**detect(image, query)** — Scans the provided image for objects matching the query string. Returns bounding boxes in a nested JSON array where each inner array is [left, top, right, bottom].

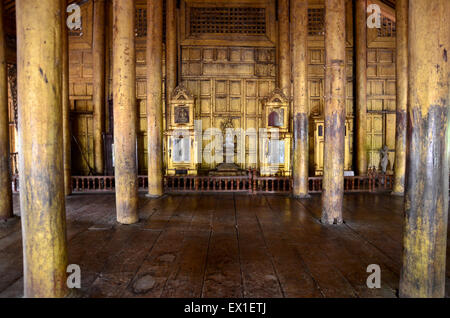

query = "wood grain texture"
[[16, 0, 68, 298], [1, 193, 449, 298]]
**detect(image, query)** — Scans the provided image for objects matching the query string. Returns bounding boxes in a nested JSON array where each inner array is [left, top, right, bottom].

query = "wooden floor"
[[0, 193, 449, 298]]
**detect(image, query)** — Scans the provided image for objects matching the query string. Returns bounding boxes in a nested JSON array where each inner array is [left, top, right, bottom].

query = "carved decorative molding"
[[265, 88, 288, 105], [171, 85, 195, 101]]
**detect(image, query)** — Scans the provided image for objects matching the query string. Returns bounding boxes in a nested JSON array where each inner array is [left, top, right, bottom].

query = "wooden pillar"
[[16, 0, 69, 297], [113, 0, 139, 224], [166, 0, 177, 119], [147, 0, 164, 197], [0, 0, 13, 220], [93, 0, 106, 175], [399, 0, 449, 298], [278, 0, 291, 96], [62, 0, 72, 196], [104, 0, 112, 133], [291, 0, 309, 198], [392, 0, 408, 195], [321, 0, 346, 225], [355, 0, 367, 175]]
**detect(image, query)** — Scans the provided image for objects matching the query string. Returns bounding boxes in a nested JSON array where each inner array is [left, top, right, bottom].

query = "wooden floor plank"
[[0, 193, 449, 298], [234, 195, 283, 298], [188, 195, 215, 232], [202, 194, 242, 298], [161, 230, 211, 298], [143, 195, 186, 230], [296, 195, 398, 297], [262, 196, 357, 298], [120, 229, 185, 298], [87, 225, 162, 297], [0, 250, 23, 294], [121, 195, 196, 298], [0, 217, 21, 241], [161, 194, 213, 298], [98, 228, 161, 297], [252, 196, 322, 298]]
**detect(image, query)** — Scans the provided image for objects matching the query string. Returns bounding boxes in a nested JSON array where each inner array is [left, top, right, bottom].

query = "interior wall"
[[65, 0, 398, 176], [68, 1, 95, 175]]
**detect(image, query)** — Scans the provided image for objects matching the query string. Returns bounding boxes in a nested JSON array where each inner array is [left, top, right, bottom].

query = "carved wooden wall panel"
[[69, 50, 94, 97], [307, 0, 396, 174], [63, 0, 398, 176], [365, 4, 396, 171], [307, 45, 355, 174], [67, 0, 168, 175], [71, 112, 94, 175], [133, 42, 167, 174], [68, 1, 94, 175], [180, 46, 276, 171], [366, 48, 396, 170]]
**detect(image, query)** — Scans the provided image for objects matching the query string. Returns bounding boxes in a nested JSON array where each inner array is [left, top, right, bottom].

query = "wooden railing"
[[71, 175, 150, 193], [253, 176, 292, 194], [164, 171, 393, 194], [10, 171, 396, 195], [165, 175, 251, 193], [72, 176, 116, 192], [308, 173, 394, 193]]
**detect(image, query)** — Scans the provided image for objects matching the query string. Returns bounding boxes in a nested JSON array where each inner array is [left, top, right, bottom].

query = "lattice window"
[[135, 3, 166, 40], [135, 8, 147, 37], [308, 8, 324, 36], [190, 7, 266, 35], [377, 15, 396, 37]]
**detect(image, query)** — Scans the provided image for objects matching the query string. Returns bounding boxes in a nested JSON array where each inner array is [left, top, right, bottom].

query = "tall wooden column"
[[93, 0, 106, 175], [113, 0, 139, 224], [166, 0, 177, 119], [355, 0, 367, 176], [321, 0, 346, 225], [16, 0, 69, 297], [147, 0, 164, 197], [399, 0, 449, 298], [0, 0, 13, 220], [291, 0, 309, 198], [392, 0, 408, 195], [62, 0, 72, 196], [278, 0, 291, 96]]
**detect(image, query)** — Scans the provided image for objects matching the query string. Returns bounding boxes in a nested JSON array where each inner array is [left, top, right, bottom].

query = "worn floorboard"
[[0, 192, 449, 298]]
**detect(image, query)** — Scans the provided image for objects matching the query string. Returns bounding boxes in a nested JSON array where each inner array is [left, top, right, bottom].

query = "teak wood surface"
[[1, 193, 449, 298]]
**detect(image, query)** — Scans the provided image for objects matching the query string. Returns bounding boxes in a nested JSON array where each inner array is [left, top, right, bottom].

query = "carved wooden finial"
[[171, 85, 194, 102], [265, 88, 289, 105]]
